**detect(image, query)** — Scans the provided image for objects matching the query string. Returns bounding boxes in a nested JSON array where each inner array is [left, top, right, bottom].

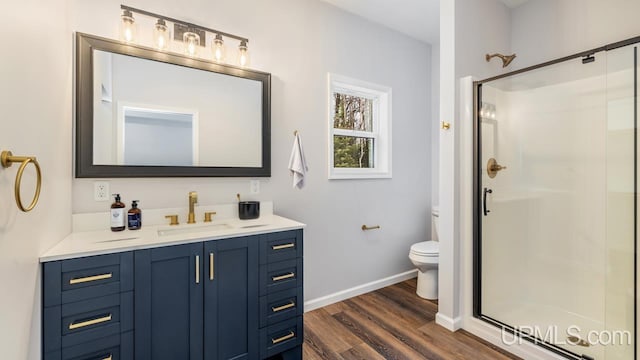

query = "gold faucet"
[[188, 191, 198, 224]]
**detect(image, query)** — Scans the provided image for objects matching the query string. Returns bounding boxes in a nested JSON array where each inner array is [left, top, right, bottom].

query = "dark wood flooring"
[[303, 278, 520, 360]]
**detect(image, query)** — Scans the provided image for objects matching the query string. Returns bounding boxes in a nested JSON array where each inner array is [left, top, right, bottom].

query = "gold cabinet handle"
[[69, 314, 112, 330], [69, 273, 112, 285], [102, 355, 112, 360], [195, 255, 200, 284], [441, 121, 451, 130], [209, 253, 214, 280], [204, 211, 217, 222], [271, 331, 295, 344], [272, 243, 295, 250], [361, 225, 380, 231], [272, 301, 295, 313], [1, 150, 42, 212], [272, 272, 295, 282]]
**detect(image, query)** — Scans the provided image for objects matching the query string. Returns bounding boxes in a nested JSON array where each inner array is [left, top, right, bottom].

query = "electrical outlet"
[[94, 181, 110, 201], [250, 180, 260, 194]]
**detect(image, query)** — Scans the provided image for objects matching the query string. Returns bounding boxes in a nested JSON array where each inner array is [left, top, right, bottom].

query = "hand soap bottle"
[[128, 200, 142, 230], [110, 194, 126, 232]]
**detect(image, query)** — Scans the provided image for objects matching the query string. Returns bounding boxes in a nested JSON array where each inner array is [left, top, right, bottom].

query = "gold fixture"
[[204, 211, 217, 222], [272, 272, 295, 282], [165, 215, 179, 225], [195, 255, 200, 284], [209, 253, 214, 280], [103, 355, 113, 360], [68, 314, 112, 330], [361, 225, 381, 231], [272, 331, 295, 344], [1, 150, 42, 212], [293, 130, 298, 136], [272, 243, 295, 250], [485, 53, 517, 68], [188, 191, 198, 224], [69, 273, 113, 285], [566, 336, 590, 347], [487, 158, 507, 178], [272, 301, 295, 313], [441, 122, 451, 130]]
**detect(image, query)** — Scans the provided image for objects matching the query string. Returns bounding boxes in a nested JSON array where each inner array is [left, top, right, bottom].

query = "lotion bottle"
[[110, 194, 126, 231], [127, 200, 142, 230]]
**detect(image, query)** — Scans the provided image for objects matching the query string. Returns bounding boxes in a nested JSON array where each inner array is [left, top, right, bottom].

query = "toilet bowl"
[[409, 207, 439, 300]]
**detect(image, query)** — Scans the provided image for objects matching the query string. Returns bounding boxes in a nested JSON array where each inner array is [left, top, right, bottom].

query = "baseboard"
[[435, 312, 462, 331], [304, 269, 418, 312]]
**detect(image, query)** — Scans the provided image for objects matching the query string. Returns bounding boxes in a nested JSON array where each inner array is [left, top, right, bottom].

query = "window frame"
[[328, 73, 392, 179]]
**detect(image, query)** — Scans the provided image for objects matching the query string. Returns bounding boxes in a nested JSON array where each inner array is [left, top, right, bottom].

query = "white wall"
[[0, 0, 72, 359], [71, 0, 432, 303], [511, 0, 640, 69]]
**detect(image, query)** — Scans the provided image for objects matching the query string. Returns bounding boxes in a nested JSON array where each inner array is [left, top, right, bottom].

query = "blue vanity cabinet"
[[133, 242, 204, 360], [134, 236, 259, 360]]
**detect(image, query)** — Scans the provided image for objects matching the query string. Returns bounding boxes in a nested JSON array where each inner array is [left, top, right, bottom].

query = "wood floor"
[[303, 279, 520, 360]]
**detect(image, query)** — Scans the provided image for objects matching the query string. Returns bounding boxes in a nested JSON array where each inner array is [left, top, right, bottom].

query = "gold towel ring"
[[1, 151, 42, 212]]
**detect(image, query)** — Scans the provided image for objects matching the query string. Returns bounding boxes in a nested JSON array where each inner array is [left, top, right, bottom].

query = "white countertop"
[[40, 214, 305, 262]]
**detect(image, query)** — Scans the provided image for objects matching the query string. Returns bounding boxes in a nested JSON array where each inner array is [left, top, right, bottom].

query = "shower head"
[[485, 53, 517, 68]]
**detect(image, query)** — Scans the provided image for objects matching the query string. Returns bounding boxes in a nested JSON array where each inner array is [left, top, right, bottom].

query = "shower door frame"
[[472, 35, 640, 359]]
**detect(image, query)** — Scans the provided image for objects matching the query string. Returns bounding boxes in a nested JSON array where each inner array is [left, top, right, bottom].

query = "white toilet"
[[409, 206, 439, 300]]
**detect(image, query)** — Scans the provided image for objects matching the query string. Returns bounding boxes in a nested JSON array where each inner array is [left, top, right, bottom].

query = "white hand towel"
[[288, 133, 309, 189]]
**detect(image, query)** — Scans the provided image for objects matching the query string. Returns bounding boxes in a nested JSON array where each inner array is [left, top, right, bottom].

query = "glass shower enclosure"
[[474, 40, 638, 360]]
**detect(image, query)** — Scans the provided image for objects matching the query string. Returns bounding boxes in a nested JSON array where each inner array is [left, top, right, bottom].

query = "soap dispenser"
[[110, 194, 126, 232], [128, 200, 142, 230]]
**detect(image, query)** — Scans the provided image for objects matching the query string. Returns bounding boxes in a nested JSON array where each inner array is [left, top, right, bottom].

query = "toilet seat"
[[410, 241, 439, 256]]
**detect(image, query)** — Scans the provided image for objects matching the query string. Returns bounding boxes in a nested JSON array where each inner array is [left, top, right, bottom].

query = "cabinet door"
[[135, 243, 204, 360], [204, 236, 259, 360]]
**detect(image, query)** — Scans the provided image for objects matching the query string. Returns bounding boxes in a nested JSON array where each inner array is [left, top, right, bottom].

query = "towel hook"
[[293, 130, 298, 136], [1, 150, 42, 212]]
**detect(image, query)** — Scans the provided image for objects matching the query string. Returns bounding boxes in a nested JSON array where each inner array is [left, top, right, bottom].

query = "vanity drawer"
[[260, 316, 303, 359], [44, 292, 133, 353], [259, 287, 303, 327], [260, 230, 302, 265], [44, 331, 133, 360], [260, 258, 303, 296], [44, 252, 134, 307]]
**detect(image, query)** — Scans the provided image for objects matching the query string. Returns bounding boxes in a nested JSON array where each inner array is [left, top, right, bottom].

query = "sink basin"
[[157, 223, 233, 236]]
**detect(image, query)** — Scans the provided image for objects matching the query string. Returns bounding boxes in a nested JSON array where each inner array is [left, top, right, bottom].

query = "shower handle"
[[483, 188, 493, 216]]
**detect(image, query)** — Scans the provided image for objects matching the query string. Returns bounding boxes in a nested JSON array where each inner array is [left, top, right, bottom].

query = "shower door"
[[476, 44, 637, 360]]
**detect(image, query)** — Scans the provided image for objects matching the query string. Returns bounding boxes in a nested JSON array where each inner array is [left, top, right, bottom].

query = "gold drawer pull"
[[209, 253, 214, 281], [69, 314, 112, 330], [271, 331, 295, 345], [195, 255, 200, 284], [272, 243, 295, 250], [69, 273, 112, 285], [272, 272, 295, 282], [272, 301, 295, 313]]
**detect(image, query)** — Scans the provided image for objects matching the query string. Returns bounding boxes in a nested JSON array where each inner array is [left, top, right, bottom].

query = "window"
[[328, 73, 392, 179]]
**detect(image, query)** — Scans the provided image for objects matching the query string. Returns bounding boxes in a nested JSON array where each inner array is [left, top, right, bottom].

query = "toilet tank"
[[431, 206, 439, 241]]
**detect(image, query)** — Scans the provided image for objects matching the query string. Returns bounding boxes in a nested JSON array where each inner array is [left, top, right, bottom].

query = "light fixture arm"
[[120, 4, 249, 43]]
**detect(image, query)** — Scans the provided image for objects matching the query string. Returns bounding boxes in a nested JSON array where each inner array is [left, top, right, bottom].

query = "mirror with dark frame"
[[75, 32, 271, 178]]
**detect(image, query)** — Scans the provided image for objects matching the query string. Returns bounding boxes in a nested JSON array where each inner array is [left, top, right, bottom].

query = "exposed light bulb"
[[238, 40, 250, 68], [212, 34, 226, 63], [183, 30, 200, 57], [154, 19, 170, 51], [120, 10, 136, 43]]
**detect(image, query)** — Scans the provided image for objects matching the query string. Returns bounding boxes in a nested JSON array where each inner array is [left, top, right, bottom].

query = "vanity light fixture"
[[120, 5, 251, 67], [212, 34, 226, 63], [183, 29, 200, 57], [153, 19, 170, 50], [120, 9, 136, 43], [238, 40, 250, 68]]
